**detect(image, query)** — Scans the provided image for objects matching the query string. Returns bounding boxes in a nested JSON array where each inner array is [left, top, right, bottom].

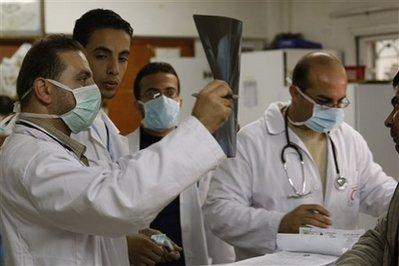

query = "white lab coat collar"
[[100, 110, 129, 157], [88, 119, 107, 150], [263, 101, 288, 135], [262, 102, 314, 162], [100, 109, 122, 135], [126, 128, 140, 152], [88, 110, 114, 150], [85, 110, 129, 160]]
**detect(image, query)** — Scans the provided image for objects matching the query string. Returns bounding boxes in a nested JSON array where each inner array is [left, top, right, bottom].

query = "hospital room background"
[[0, 0, 398, 231]]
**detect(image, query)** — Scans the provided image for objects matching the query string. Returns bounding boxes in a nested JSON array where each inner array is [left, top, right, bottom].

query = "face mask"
[[140, 95, 180, 132], [293, 86, 345, 133], [0, 114, 16, 136], [20, 79, 102, 134]]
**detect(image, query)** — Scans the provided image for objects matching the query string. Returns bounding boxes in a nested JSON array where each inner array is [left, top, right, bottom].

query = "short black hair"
[[292, 52, 342, 92], [17, 34, 84, 107], [0, 96, 14, 115], [73, 9, 133, 47], [133, 62, 180, 100], [393, 70, 399, 88]]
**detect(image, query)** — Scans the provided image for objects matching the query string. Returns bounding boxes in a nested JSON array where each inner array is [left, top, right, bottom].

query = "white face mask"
[[18, 79, 102, 133]]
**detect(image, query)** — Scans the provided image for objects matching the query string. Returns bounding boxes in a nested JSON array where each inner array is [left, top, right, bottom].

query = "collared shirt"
[[18, 116, 89, 166]]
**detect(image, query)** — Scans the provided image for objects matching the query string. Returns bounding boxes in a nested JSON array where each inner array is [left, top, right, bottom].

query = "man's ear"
[[33, 78, 52, 105]]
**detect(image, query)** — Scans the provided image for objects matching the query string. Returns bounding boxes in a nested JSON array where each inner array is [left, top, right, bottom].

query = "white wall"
[[44, 0, 270, 39], [45, 0, 399, 63], [287, 0, 399, 65]]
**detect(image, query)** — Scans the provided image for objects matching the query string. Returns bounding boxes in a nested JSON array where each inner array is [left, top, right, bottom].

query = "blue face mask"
[[294, 86, 345, 133], [305, 104, 345, 133], [140, 96, 180, 132]]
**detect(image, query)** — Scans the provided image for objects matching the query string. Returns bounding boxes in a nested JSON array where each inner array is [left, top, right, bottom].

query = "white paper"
[[299, 227, 365, 239], [222, 251, 337, 266], [276, 232, 361, 256], [242, 78, 258, 108]]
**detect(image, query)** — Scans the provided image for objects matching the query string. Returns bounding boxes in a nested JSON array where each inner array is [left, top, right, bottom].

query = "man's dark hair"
[[16, 34, 84, 107], [292, 52, 342, 92], [133, 62, 180, 100], [0, 96, 14, 115], [393, 70, 399, 88], [73, 9, 133, 47]]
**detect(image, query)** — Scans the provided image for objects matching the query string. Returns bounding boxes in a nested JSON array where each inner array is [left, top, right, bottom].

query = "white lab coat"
[[72, 110, 130, 162], [0, 116, 225, 266], [71, 111, 131, 265], [127, 129, 235, 265], [204, 102, 397, 261]]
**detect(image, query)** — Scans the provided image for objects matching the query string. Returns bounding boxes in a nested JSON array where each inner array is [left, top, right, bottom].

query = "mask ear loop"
[[137, 92, 164, 107], [14, 79, 69, 120], [46, 79, 74, 92], [13, 79, 73, 116], [285, 77, 311, 126], [286, 76, 317, 105]]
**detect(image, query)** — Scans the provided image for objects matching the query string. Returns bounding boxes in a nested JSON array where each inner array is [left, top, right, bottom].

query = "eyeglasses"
[[142, 88, 179, 100], [295, 86, 350, 109]]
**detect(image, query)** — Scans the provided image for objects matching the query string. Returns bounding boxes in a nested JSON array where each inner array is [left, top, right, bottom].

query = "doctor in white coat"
[[204, 52, 398, 261], [0, 35, 232, 266], [127, 62, 235, 265], [70, 10, 233, 265], [71, 9, 132, 164]]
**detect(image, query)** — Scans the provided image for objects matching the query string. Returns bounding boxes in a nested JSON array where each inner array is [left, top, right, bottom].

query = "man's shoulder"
[[1, 131, 70, 173], [236, 117, 269, 151], [334, 122, 364, 142], [239, 119, 264, 137]]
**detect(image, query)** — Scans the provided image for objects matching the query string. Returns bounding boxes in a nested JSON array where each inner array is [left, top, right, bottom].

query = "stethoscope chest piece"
[[335, 176, 348, 191]]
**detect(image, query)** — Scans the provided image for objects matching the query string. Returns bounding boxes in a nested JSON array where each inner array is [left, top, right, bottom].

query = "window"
[[358, 33, 399, 81]]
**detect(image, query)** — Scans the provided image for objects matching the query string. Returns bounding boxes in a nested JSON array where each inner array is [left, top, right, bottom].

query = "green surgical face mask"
[[19, 79, 102, 134]]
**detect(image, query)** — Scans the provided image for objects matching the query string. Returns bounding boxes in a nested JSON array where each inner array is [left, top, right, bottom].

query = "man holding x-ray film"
[[204, 52, 397, 261]]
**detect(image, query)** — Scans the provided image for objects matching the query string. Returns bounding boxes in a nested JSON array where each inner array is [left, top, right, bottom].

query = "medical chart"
[[222, 251, 337, 266], [276, 227, 365, 256]]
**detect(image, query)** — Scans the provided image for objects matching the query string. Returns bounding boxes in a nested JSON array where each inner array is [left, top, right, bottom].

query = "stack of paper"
[[216, 228, 365, 265], [221, 251, 337, 266], [276, 227, 365, 256]]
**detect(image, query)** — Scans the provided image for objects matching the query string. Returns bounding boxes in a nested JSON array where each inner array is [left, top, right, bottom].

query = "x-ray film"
[[194, 14, 242, 157]]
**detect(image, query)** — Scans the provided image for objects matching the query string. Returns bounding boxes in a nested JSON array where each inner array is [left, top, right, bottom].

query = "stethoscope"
[[281, 107, 348, 199]]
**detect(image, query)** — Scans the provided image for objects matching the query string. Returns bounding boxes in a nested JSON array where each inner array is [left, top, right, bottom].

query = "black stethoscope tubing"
[[282, 107, 343, 188]]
